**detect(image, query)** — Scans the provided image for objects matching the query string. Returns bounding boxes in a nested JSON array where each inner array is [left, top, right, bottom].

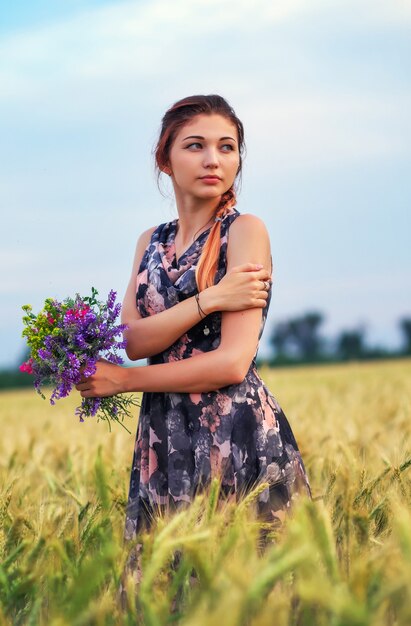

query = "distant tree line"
[[264, 311, 411, 367], [1, 313, 410, 390]]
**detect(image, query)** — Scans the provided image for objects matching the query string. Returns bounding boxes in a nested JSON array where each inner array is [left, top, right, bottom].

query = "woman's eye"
[[186, 143, 234, 151]]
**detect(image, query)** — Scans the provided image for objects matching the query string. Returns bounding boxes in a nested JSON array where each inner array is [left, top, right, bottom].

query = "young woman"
[[76, 94, 312, 552]]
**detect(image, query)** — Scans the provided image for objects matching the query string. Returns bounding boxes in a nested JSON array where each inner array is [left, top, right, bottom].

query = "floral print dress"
[[124, 206, 312, 542]]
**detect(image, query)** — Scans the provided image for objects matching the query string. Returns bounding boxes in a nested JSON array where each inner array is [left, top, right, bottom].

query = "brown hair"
[[153, 94, 246, 291]]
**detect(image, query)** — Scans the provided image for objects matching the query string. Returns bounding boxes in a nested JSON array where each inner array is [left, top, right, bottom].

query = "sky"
[[0, 0, 410, 368]]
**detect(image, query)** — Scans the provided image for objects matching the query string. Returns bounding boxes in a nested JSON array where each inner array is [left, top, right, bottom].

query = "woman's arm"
[[121, 225, 271, 360], [77, 214, 272, 397]]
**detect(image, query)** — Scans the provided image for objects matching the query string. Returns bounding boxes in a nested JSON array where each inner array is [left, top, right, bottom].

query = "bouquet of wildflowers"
[[20, 287, 138, 432]]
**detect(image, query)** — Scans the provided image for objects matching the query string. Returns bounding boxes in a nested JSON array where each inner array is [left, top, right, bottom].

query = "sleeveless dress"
[[124, 206, 312, 543]]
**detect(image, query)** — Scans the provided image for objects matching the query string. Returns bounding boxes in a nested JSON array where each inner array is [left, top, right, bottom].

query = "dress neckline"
[[168, 206, 238, 267], [170, 220, 212, 266]]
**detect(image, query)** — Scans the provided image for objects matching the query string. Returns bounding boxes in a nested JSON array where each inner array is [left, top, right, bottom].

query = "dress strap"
[[219, 207, 240, 238]]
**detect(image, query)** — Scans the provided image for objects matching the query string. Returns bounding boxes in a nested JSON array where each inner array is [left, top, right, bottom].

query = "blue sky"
[[0, 0, 410, 367]]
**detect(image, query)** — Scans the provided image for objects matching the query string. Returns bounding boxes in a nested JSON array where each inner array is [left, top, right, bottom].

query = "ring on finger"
[[263, 280, 270, 291]]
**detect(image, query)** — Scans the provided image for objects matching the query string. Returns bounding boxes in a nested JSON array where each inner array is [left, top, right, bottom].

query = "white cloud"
[[243, 92, 411, 167], [0, 0, 314, 99], [1, 0, 409, 102], [0, 0, 409, 168]]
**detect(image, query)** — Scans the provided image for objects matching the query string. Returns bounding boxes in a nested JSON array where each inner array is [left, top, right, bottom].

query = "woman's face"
[[167, 113, 240, 201]]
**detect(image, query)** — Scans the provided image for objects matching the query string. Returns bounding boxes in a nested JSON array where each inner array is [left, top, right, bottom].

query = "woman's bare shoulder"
[[235, 212, 267, 224], [137, 224, 158, 247], [130, 225, 158, 272], [230, 213, 269, 237], [226, 212, 271, 270]]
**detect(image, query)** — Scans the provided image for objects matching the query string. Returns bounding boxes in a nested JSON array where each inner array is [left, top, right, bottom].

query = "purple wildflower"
[[107, 290, 117, 310]]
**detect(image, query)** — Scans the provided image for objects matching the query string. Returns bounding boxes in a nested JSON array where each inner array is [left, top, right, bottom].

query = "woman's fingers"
[[259, 279, 272, 292], [75, 381, 90, 391], [75, 359, 106, 391], [229, 263, 270, 273], [229, 263, 264, 273], [256, 289, 269, 301], [229, 264, 271, 282], [226, 263, 272, 284], [255, 299, 267, 308], [255, 267, 272, 281]]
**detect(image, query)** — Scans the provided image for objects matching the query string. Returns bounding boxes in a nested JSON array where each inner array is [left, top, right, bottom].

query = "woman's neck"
[[174, 195, 221, 245]]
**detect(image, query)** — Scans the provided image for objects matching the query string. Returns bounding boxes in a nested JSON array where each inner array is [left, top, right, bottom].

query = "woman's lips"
[[200, 177, 221, 184]]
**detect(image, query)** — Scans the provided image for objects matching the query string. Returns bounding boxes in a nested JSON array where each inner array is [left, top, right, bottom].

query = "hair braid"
[[195, 187, 237, 291]]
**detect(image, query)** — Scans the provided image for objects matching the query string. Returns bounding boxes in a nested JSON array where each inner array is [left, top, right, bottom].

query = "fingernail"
[[256, 264, 263, 269]]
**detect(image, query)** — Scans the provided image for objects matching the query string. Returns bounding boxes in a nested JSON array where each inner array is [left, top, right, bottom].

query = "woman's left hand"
[[75, 359, 128, 398]]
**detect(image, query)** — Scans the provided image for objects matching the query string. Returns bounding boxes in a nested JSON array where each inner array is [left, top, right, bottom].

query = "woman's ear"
[[162, 166, 172, 176]]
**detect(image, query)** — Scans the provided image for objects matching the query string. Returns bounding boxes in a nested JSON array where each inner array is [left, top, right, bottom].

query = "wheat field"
[[1, 358, 410, 625]]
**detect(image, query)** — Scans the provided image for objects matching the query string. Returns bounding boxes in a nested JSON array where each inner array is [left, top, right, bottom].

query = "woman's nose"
[[202, 148, 220, 167]]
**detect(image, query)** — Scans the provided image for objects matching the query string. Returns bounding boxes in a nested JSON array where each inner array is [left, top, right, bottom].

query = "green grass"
[[0, 358, 410, 625]]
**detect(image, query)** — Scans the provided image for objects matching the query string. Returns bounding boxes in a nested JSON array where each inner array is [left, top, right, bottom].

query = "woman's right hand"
[[201, 263, 272, 313]]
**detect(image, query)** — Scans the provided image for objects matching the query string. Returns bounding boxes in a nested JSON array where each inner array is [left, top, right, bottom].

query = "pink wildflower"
[[19, 358, 34, 374]]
